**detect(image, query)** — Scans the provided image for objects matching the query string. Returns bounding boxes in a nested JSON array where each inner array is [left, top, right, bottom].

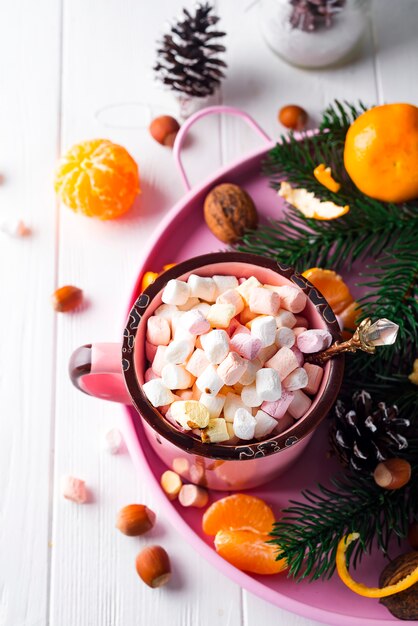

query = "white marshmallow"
[[196, 364, 224, 396], [274, 309, 297, 328], [174, 327, 196, 343], [239, 358, 261, 385], [177, 297, 200, 311], [233, 408, 256, 440], [207, 303, 236, 328], [162, 363, 194, 390], [236, 276, 262, 304], [178, 309, 210, 335], [256, 368, 282, 402], [199, 392, 226, 419], [200, 329, 229, 364], [241, 383, 263, 408], [213, 275, 239, 296], [161, 279, 190, 305], [103, 428, 124, 454], [170, 400, 210, 430], [165, 338, 194, 364], [223, 392, 246, 422], [282, 367, 309, 391], [254, 410, 277, 439], [202, 418, 230, 443], [191, 301, 211, 316], [154, 303, 178, 321], [188, 274, 217, 302], [142, 379, 175, 407], [275, 327, 295, 348], [250, 316, 277, 347]]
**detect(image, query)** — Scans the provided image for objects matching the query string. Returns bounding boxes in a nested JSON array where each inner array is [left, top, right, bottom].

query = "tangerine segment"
[[55, 139, 140, 220], [336, 533, 418, 598], [202, 494, 275, 536], [344, 103, 418, 203], [214, 529, 287, 575], [302, 268, 354, 315], [338, 300, 362, 339]]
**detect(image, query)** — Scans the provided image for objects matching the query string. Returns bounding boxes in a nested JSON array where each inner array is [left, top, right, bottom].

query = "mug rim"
[[122, 252, 344, 461]]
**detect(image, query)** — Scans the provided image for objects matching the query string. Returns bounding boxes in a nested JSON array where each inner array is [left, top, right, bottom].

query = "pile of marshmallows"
[[142, 274, 332, 445]]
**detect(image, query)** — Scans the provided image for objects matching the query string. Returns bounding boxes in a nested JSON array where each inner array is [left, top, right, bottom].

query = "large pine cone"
[[330, 390, 410, 473], [154, 3, 227, 98]]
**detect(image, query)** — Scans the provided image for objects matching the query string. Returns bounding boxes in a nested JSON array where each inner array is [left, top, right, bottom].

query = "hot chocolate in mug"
[[69, 252, 344, 490]]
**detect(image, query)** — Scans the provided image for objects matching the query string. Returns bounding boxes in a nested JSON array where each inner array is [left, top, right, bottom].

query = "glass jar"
[[259, 0, 370, 69]]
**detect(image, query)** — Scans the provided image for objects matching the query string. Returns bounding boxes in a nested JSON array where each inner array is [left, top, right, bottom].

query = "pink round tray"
[[120, 107, 412, 626]]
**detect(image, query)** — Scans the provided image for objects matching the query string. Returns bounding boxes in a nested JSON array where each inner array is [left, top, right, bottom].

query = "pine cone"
[[154, 3, 227, 98], [289, 0, 346, 32], [329, 390, 410, 474]]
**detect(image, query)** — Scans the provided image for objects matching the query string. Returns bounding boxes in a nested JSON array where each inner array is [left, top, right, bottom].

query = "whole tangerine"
[[344, 103, 418, 203], [54, 139, 140, 219]]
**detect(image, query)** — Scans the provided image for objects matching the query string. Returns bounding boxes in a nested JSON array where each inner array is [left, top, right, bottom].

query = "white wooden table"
[[2, 1, 417, 624]]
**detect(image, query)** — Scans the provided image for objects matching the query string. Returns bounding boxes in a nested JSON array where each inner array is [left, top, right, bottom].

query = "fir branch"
[[269, 473, 415, 582]]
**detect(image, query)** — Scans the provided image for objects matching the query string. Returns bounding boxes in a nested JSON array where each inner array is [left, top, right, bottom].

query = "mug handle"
[[69, 343, 132, 404], [173, 105, 272, 191]]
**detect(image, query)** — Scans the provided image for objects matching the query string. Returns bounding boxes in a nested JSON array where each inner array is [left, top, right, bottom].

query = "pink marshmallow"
[[230, 332, 262, 361], [297, 329, 333, 354], [217, 289, 245, 314], [275, 413, 295, 434], [257, 344, 277, 365], [261, 390, 294, 419], [288, 389, 312, 419], [180, 309, 210, 335], [291, 346, 305, 367], [249, 287, 280, 316], [146, 316, 171, 346], [226, 317, 243, 337], [265, 346, 299, 381], [303, 363, 324, 395], [294, 315, 308, 327], [232, 323, 250, 337], [185, 348, 210, 378], [282, 367, 309, 391], [61, 475, 88, 504], [152, 345, 168, 376], [217, 352, 247, 386], [145, 341, 158, 362], [275, 285, 307, 313], [144, 367, 159, 382], [293, 326, 307, 337]]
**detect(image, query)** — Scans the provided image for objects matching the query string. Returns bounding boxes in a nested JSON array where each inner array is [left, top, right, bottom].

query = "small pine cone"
[[329, 390, 410, 474], [154, 3, 227, 98]]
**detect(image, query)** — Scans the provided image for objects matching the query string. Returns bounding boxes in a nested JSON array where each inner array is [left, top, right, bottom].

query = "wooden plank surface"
[[2, 1, 418, 625]]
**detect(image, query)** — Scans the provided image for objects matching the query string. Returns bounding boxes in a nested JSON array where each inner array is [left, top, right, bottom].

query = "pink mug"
[[69, 252, 344, 490]]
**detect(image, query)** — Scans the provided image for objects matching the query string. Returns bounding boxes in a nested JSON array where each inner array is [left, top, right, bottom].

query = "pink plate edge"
[[118, 143, 412, 626]]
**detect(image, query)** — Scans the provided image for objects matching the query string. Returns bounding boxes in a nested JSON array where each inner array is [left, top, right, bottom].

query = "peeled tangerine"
[[336, 533, 418, 598], [54, 139, 140, 219], [202, 494, 287, 575], [279, 182, 349, 220]]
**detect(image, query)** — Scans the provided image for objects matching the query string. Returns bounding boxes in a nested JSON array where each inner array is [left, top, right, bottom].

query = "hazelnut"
[[135, 545, 171, 588], [278, 105, 308, 131], [379, 552, 418, 619], [116, 504, 156, 536], [149, 115, 180, 147], [52, 285, 83, 312], [204, 183, 258, 244], [373, 458, 411, 490]]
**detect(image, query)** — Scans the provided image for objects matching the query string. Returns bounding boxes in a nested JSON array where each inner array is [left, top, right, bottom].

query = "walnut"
[[203, 183, 258, 244], [379, 552, 418, 620]]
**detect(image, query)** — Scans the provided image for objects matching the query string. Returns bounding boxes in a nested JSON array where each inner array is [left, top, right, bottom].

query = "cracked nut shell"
[[379, 552, 418, 620], [204, 183, 258, 244]]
